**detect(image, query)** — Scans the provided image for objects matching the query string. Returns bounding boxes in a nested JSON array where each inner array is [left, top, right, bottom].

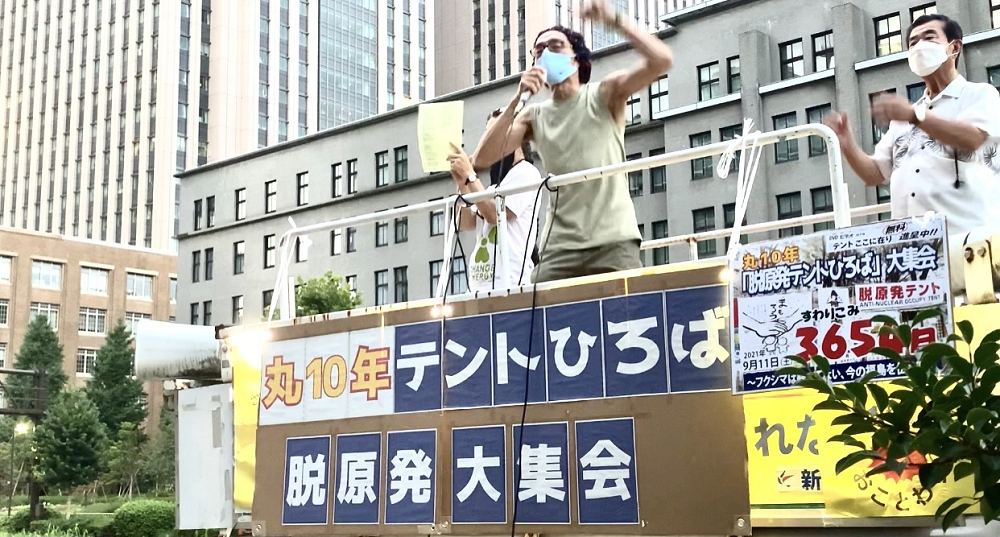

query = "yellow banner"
[[231, 338, 263, 512], [744, 387, 974, 517]]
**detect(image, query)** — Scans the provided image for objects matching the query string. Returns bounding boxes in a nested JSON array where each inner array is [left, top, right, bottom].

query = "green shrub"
[[29, 515, 110, 536], [3, 505, 50, 532], [110, 500, 175, 537]]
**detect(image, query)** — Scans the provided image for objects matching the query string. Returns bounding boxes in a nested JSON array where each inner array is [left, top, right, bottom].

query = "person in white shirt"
[[447, 110, 541, 292], [824, 13, 1000, 237]]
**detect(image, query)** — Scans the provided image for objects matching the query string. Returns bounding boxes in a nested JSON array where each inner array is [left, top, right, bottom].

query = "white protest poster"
[[417, 101, 464, 173], [730, 215, 952, 394]]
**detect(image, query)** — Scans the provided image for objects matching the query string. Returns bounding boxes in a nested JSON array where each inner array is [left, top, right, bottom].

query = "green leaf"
[[843, 421, 879, 436], [954, 461, 975, 482], [812, 355, 831, 376], [872, 429, 891, 450], [920, 343, 960, 369], [980, 367, 1000, 393], [897, 323, 913, 351], [945, 355, 974, 382], [967, 407, 997, 431], [871, 314, 899, 327], [831, 414, 865, 426], [947, 333, 965, 344], [784, 354, 809, 367], [799, 377, 833, 395], [814, 399, 850, 412], [827, 434, 867, 449], [866, 460, 905, 478], [941, 502, 973, 531], [835, 450, 882, 475], [776, 366, 808, 378], [983, 329, 1000, 345], [868, 383, 890, 411], [919, 461, 954, 489], [933, 375, 964, 400], [974, 341, 1000, 370], [845, 383, 868, 406], [959, 320, 975, 345], [912, 308, 944, 327], [870, 346, 904, 363]]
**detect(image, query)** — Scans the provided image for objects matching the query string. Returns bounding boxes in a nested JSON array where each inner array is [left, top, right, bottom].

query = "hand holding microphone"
[[515, 65, 547, 111]]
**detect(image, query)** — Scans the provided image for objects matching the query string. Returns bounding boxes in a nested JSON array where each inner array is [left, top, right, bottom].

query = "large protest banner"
[[250, 266, 751, 536], [730, 215, 953, 394]]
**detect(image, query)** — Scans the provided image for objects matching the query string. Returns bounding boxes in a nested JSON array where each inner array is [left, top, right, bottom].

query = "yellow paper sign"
[[744, 387, 975, 518], [417, 101, 464, 174]]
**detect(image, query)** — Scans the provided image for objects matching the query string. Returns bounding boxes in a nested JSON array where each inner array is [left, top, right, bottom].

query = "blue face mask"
[[536, 48, 578, 86]]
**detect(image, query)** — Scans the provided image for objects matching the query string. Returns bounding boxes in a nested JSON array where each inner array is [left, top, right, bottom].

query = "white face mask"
[[907, 40, 956, 77]]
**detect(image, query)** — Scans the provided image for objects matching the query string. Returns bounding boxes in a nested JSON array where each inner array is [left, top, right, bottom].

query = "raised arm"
[[585, 1, 673, 114], [471, 70, 542, 168], [824, 111, 887, 187]]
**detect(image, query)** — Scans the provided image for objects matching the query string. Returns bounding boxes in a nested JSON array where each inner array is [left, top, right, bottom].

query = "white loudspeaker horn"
[[135, 319, 222, 381]]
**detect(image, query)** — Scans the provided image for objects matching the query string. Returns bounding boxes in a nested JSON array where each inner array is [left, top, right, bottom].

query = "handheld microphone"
[[515, 90, 532, 113]]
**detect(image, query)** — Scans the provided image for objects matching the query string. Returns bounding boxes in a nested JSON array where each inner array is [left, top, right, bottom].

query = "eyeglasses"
[[532, 39, 570, 58]]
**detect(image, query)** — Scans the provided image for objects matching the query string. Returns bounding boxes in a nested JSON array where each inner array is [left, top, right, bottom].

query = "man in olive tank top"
[[471, 1, 673, 283]]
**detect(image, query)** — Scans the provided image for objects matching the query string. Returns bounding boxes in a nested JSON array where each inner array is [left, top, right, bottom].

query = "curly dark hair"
[[535, 25, 593, 84]]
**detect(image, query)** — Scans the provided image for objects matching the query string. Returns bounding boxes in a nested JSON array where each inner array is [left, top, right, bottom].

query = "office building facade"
[[178, 0, 1000, 325]]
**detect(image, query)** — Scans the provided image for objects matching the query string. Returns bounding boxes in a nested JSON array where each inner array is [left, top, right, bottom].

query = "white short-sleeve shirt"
[[467, 161, 541, 291], [871, 76, 1000, 236]]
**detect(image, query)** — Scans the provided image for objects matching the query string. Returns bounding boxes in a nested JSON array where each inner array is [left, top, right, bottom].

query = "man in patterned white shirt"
[[825, 13, 1000, 237]]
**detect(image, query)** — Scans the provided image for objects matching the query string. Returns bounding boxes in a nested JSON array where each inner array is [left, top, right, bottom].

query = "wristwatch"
[[465, 172, 480, 185], [911, 103, 927, 125]]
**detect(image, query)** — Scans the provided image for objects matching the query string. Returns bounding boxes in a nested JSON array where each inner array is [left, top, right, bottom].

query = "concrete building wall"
[[178, 0, 1000, 325]]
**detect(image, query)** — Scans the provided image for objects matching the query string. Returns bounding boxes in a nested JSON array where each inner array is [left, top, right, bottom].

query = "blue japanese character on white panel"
[[452, 425, 507, 524], [601, 293, 668, 397], [385, 430, 437, 525], [492, 309, 547, 406], [394, 321, 443, 413], [282, 435, 331, 526], [575, 418, 639, 525], [545, 301, 604, 402], [666, 285, 731, 393], [512, 423, 570, 524], [333, 433, 382, 524], [443, 316, 493, 409]]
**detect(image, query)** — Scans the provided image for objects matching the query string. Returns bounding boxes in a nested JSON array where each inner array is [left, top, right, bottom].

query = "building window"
[[693, 208, 716, 258], [203, 301, 213, 325], [907, 82, 927, 104], [262, 289, 275, 315], [727, 56, 741, 93], [394, 266, 408, 303], [650, 148, 667, 193], [347, 159, 358, 194], [265, 180, 277, 213], [777, 192, 804, 237], [170, 278, 178, 303], [430, 209, 444, 236], [875, 13, 903, 57], [232, 295, 244, 324], [294, 238, 308, 262], [698, 62, 721, 101], [773, 113, 799, 163], [264, 234, 276, 268], [80, 267, 110, 295], [345, 276, 357, 294], [989, 65, 1000, 90], [206, 196, 216, 228], [331, 229, 343, 255], [0, 343, 6, 367], [626, 93, 641, 126], [332, 163, 343, 197], [0, 256, 10, 283], [690, 132, 713, 180], [779, 39, 804, 80], [993, 0, 1000, 29], [806, 104, 832, 156], [652, 220, 669, 266], [204, 248, 215, 280], [31, 260, 62, 289], [79, 308, 108, 334], [127, 273, 154, 299], [30, 302, 60, 329], [296, 172, 309, 205], [910, 3, 936, 20], [451, 257, 468, 295], [720, 125, 743, 175], [429, 260, 442, 295], [234, 241, 246, 274], [723, 203, 749, 251], [395, 146, 409, 183], [0, 299, 7, 326], [347, 227, 357, 252], [235, 188, 247, 220], [194, 199, 203, 230], [811, 186, 834, 232], [375, 269, 389, 305], [77, 349, 98, 376], [627, 154, 643, 197], [376, 151, 389, 187], [813, 31, 834, 71], [649, 75, 669, 119], [124, 312, 151, 334], [376, 222, 389, 247], [395, 217, 409, 243]]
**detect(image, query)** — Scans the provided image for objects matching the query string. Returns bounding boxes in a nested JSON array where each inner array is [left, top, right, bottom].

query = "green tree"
[[264, 271, 362, 319], [142, 404, 176, 494], [784, 309, 1000, 531], [103, 422, 147, 499], [85, 320, 147, 436], [34, 390, 107, 490], [6, 316, 68, 411]]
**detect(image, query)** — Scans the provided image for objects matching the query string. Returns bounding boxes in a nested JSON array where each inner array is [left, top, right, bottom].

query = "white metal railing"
[[267, 123, 850, 321]]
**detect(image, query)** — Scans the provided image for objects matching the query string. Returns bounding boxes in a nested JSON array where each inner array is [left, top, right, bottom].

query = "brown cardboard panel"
[[254, 391, 748, 536]]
